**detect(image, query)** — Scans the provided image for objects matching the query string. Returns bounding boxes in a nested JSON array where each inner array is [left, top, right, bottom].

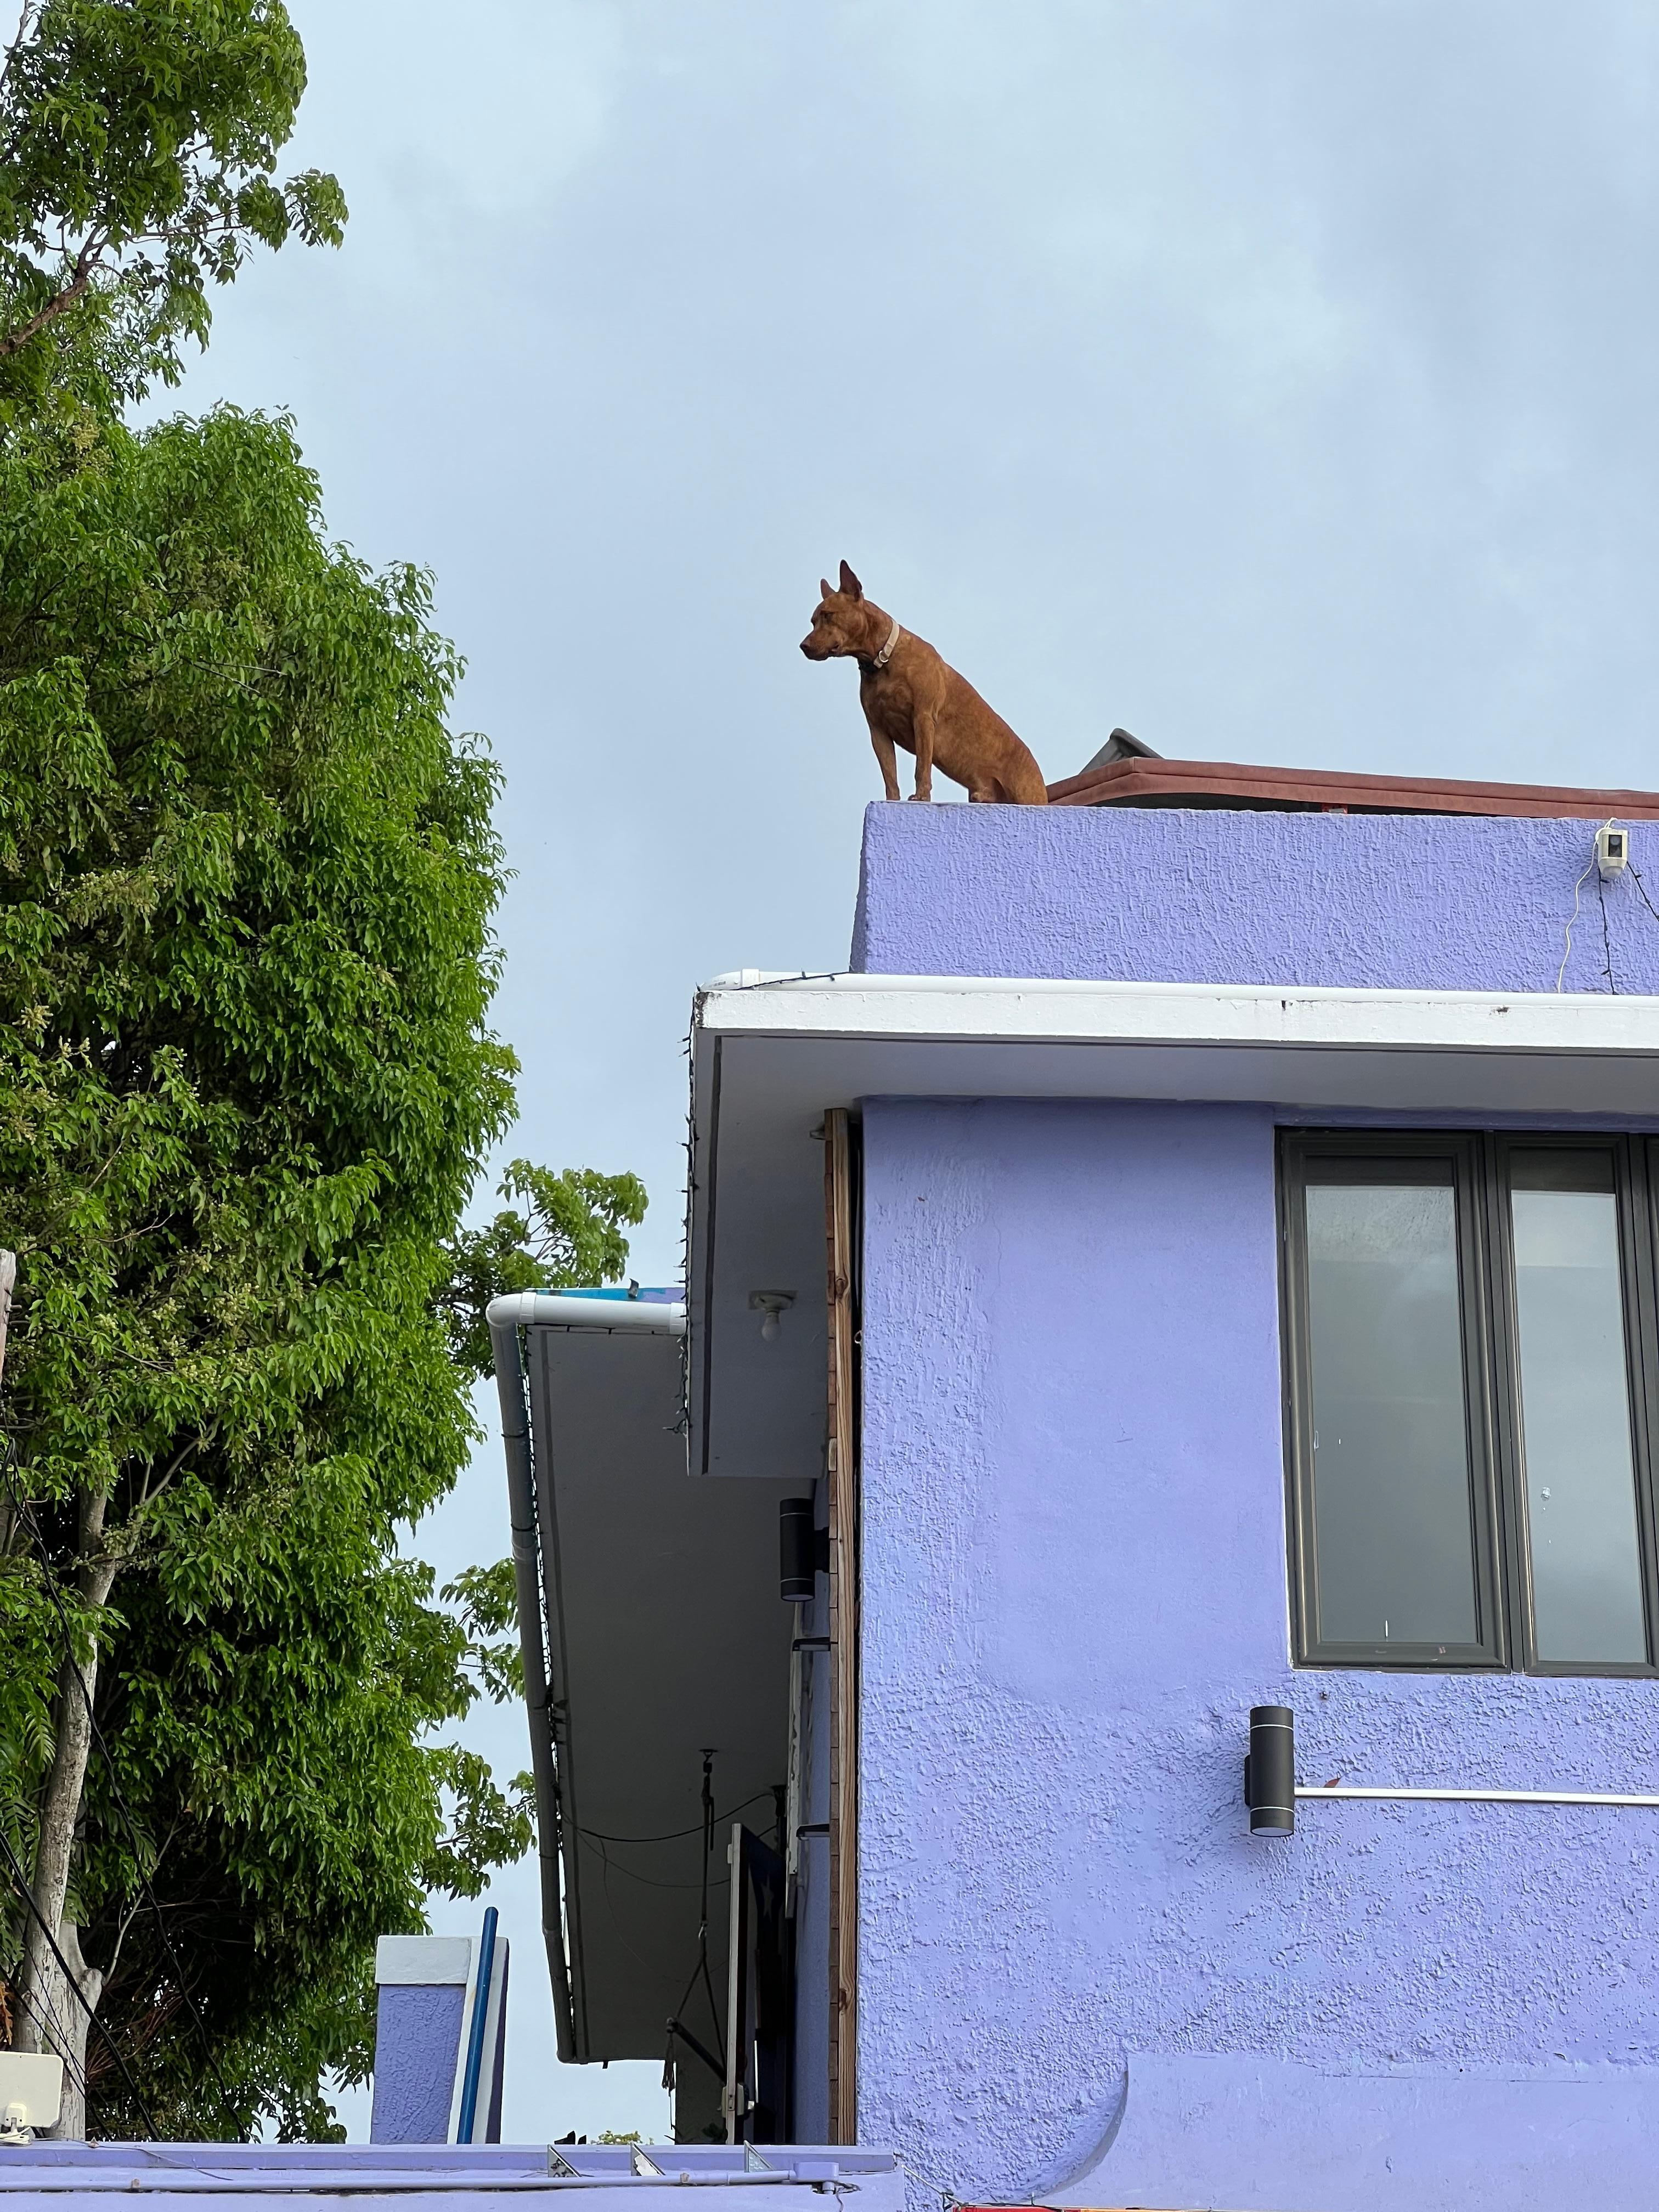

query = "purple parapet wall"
[[371, 1936, 474, 2146], [370, 1932, 509, 2147], [857, 1098, 1659, 2212], [849, 802, 1659, 992]]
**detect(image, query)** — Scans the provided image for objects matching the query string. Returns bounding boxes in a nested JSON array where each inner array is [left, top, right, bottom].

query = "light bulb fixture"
[[748, 1289, 795, 1341]]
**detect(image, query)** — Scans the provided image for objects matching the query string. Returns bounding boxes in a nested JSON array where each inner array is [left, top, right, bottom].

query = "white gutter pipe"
[[485, 1291, 687, 2067], [488, 1291, 686, 1335]]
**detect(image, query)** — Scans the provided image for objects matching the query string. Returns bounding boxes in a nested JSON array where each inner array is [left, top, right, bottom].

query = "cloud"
[[288, 1, 628, 268]]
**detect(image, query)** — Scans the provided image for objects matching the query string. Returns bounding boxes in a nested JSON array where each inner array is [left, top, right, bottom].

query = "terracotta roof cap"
[[1046, 755, 1659, 820]]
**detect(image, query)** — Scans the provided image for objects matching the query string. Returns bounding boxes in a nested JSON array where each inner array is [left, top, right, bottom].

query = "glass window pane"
[[1511, 1148, 1615, 1194], [1305, 1178, 1480, 1647], [1510, 1166, 1647, 1666]]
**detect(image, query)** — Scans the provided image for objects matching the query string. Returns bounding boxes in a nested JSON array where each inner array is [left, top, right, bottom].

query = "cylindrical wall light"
[[1245, 1705, 1296, 1836], [779, 1497, 827, 1602]]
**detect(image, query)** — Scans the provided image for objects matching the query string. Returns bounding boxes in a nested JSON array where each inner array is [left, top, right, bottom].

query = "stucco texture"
[[857, 1097, 1659, 2210], [850, 802, 1659, 992], [369, 1983, 465, 2145]]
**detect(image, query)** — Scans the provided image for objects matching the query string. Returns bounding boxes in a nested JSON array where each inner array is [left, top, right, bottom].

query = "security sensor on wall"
[[1597, 824, 1629, 880]]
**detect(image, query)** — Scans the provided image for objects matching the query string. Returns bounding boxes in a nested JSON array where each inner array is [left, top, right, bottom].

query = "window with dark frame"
[[1279, 1131, 1659, 1676]]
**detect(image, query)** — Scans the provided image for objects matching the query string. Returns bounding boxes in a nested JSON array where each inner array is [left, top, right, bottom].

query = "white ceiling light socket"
[[0, 2052, 63, 2143], [748, 1290, 795, 1341], [1597, 824, 1629, 879]]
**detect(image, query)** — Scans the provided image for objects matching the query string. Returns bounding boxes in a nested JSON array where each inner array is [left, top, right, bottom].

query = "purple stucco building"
[[844, 804, 1659, 2209], [492, 779, 1659, 2212]]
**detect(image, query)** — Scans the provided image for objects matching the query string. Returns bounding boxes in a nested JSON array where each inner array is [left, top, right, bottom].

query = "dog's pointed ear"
[[819, 577, 834, 601], [839, 560, 864, 600]]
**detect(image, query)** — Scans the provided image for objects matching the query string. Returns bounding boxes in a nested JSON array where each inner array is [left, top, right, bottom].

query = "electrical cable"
[[661, 1752, 728, 2119], [14, 1973, 93, 2114], [0, 1446, 246, 2137], [1556, 828, 1608, 991], [580, 1791, 772, 1846], [1598, 871, 1618, 994], [579, 1833, 732, 1892], [1628, 862, 1659, 930], [695, 1752, 724, 2064], [0, 1825, 162, 2137]]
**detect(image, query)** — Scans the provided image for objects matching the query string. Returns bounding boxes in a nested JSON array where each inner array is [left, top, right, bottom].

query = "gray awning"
[[492, 1295, 794, 2075]]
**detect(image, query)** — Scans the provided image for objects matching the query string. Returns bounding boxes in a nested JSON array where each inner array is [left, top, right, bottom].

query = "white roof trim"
[[696, 973, 1659, 1059], [685, 973, 1659, 1482]]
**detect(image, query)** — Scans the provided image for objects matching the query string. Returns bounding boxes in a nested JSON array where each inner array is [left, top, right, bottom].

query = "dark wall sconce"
[[1244, 1705, 1295, 1836], [779, 1496, 830, 1602], [1240, 1706, 1659, 1826]]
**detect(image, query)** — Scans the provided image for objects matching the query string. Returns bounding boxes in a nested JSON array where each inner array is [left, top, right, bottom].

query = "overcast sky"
[[159, 0, 1659, 2139]]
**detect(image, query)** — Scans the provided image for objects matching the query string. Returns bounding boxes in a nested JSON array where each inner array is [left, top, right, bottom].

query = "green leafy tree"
[[439, 1162, 648, 1378], [0, 404, 645, 2138], [0, 0, 346, 420]]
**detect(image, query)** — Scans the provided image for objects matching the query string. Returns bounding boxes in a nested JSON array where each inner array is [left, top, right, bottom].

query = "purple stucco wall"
[[849, 803, 1659, 992], [859, 1099, 1659, 2211], [369, 1984, 464, 2145], [851, 806, 1659, 2211]]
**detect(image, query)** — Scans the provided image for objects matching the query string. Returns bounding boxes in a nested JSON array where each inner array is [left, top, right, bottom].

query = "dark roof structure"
[[1047, 753, 1659, 818]]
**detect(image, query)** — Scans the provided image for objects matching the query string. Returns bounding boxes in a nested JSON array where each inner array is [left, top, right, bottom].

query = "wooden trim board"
[[824, 1108, 860, 2145]]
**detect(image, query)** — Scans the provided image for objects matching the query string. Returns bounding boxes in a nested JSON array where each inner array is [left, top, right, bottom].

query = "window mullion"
[[1619, 1140, 1659, 1668], [1477, 1135, 1527, 1670], [1455, 1136, 1509, 1669]]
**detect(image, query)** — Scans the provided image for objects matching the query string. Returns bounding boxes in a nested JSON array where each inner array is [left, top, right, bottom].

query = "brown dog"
[[800, 562, 1048, 804]]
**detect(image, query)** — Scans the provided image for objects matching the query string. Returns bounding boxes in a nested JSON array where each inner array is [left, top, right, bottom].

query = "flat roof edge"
[[693, 974, 1659, 1056]]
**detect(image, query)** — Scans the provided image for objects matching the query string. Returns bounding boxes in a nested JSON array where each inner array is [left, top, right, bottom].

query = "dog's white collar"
[[870, 614, 901, 670]]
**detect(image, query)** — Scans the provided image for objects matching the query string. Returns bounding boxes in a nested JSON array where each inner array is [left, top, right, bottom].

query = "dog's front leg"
[[909, 707, 936, 800], [867, 721, 902, 802]]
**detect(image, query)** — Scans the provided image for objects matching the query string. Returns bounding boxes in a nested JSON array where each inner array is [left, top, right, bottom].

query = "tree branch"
[[134, 1430, 211, 1515], [0, 2, 40, 98], [0, 235, 103, 359], [99, 1891, 147, 2000]]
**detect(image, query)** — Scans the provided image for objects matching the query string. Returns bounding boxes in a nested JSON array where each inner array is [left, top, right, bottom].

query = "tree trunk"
[[20, 1920, 105, 2139], [14, 1484, 119, 2140]]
